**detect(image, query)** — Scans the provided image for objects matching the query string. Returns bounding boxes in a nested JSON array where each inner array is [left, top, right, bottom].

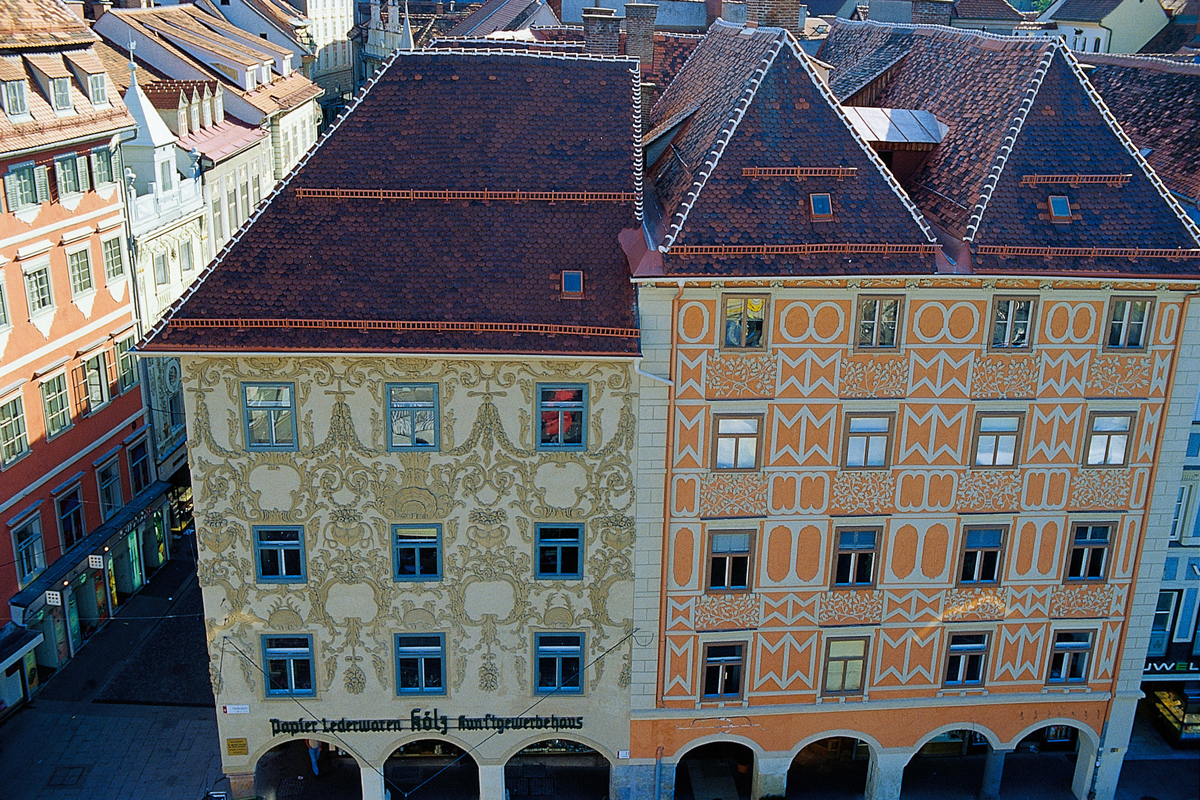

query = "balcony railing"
[[129, 176, 204, 235]]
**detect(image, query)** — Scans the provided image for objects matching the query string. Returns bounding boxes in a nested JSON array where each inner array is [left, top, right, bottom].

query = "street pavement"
[[0, 539, 1195, 800]]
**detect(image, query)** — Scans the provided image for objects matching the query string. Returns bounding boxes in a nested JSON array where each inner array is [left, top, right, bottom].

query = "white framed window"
[[56, 485, 85, 549], [128, 438, 152, 494], [50, 77, 72, 112], [67, 247, 94, 297], [97, 457, 122, 520], [1106, 298, 1152, 350], [87, 73, 107, 106], [1169, 485, 1191, 542], [1084, 413, 1133, 467], [2, 79, 28, 117], [153, 251, 169, 286], [180, 239, 194, 273], [24, 261, 53, 315], [12, 512, 45, 586], [0, 394, 30, 466], [116, 336, 138, 393], [40, 373, 71, 439], [101, 237, 124, 280], [4, 162, 49, 210], [91, 147, 115, 185], [945, 633, 989, 686], [0, 281, 9, 329], [75, 351, 110, 415], [54, 153, 89, 196]]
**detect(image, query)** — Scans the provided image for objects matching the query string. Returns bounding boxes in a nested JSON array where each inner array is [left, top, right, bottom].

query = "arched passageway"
[[505, 739, 610, 800], [674, 741, 754, 800], [786, 737, 870, 800], [384, 739, 479, 800], [255, 738, 362, 800], [900, 730, 991, 800], [997, 726, 1080, 800]]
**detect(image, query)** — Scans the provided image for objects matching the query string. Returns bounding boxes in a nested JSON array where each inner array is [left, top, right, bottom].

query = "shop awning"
[[8, 480, 171, 620], [0, 622, 43, 671]]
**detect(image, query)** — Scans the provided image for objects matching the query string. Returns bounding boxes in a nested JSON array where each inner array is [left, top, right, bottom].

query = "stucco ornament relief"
[[706, 352, 778, 398], [1070, 469, 1132, 510], [840, 355, 908, 397], [971, 354, 1038, 398], [1086, 355, 1152, 397], [830, 471, 892, 514], [943, 588, 1006, 621], [185, 357, 635, 701], [699, 473, 768, 517], [819, 590, 884, 626], [694, 592, 761, 630], [956, 470, 1022, 512], [1049, 585, 1115, 618]]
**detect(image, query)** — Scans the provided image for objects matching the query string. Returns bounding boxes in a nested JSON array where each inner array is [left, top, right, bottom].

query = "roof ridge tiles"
[[427, 45, 641, 62], [660, 29, 786, 250], [1062, 45, 1200, 246], [836, 16, 1056, 47], [1081, 52, 1200, 74], [962, 44, 1055, 242]]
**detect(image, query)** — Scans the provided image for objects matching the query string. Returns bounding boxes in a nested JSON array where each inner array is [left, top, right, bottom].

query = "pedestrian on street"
[[305, 739, 321, 776]]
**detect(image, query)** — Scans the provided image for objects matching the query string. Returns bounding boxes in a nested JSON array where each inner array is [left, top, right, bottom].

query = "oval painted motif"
[[947, 304, 979, 341], [767, 525, 792, 583], [1037, 520, 1059, 575], [673, 527, 695, 588], [1072, 303, 1096, 341], [1159, 302, 1179, 346], [769, 474, 798, 515], [781, 302, 813, 341], [892, 524, 918, 579], [1120, 520, 1137, 576], [921, 523, 949, 579], [796, 525, 823, 582], [679, 301, 710, 343], [813, 303, 845, 342], [1015, 521, 1038, 576], [673, 476, 697, 516], [799, 473, 829, 513], [916, 303, 946, 340]]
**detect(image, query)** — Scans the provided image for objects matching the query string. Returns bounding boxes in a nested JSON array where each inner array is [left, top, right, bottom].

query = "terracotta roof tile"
[[145, 50, 641, 355], [0, 0, 94, 51]]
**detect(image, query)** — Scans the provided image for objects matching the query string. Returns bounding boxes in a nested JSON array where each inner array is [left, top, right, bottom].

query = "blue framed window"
[[242, 383, 297, 451], [393, 524, 441, 581], [254, 527, 306, 583], [263, 635, 314, 696], [537, 384, 586, 450], [536, 524, 582, 579], [387, 383, 438, 450], [395, 634, 446, 694], [535, 632, 583, 693]]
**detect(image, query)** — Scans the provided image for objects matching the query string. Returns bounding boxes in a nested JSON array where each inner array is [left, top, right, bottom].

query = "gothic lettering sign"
[[269, 708, 585, 737]]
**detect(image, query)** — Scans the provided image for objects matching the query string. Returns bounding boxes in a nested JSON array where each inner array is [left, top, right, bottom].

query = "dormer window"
[[50, 77, 71, 112], [190, 100, 201, 133], [2, 80, 28, 117], [561, 270, 584, 297], [1048, 195, 1072, 223], [810, 192, 833, 221], [88, 74, 107, 106]]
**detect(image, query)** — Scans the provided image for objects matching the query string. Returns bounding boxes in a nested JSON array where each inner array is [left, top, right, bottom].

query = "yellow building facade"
[[182, 356, 638, 798]]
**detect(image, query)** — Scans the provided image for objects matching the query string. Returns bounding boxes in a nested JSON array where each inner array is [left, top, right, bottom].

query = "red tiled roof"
[[1139, 20, 1196, 54], [642, 22, 938, 278], [1050, 0, 1124, 22], [820, 20, 1200, 274], [1082, 53, 1200, 201], [0, 0, 94, 51], [953, 0, 1023, 22], [0, 42, 135, 156], [144, 50, 641, 355]]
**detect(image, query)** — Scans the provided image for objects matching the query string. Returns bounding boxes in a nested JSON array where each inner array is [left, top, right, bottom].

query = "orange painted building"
[[0, 0, 173, 714], [624, 18, 1200, 800]]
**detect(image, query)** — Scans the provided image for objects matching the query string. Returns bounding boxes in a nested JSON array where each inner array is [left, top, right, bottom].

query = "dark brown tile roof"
[[144, 50, 641, 356], [0, 0, 94, 51], [446, 0, 539, 36], [1139, 20, 1196, 54], [1081, 53, 1200, 201], [1050, 0, 1124, 22], [820, 20, 1200, 274], [642, 22, 937, 278], [953, 0, 1023, 21]]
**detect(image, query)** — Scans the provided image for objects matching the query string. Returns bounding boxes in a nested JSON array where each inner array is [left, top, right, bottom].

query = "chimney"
[[582, 8, 621, 55], [745, 0, 804, 34], [910, 0, 952, 26], [639, 81, 656, 115], [624, 4, 657, 69]]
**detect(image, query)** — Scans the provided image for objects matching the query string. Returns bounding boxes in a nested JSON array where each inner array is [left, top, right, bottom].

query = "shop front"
[[0, 623, 42, 719], [7, 481, 173, 685], [1142, 654, 1200, 747]]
